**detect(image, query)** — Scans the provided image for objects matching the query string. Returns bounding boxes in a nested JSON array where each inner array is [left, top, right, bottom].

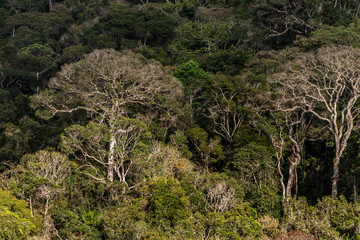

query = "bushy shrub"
[[0, 189, 42, 239], [282, 196, 360, 239]]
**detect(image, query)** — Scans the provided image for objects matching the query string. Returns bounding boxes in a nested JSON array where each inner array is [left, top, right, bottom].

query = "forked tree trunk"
[[286, 127, 302, 200], [285, 158, 300, 199]]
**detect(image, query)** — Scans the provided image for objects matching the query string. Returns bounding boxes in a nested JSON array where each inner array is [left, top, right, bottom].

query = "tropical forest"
[[2, 0, 360, 239]]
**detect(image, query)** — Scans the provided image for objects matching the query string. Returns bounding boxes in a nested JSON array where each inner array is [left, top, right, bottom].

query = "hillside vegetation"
[[1, 0, 360, 239]]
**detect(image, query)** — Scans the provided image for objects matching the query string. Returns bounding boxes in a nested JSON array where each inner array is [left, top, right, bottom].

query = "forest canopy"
[[1, 0, 360, 239]]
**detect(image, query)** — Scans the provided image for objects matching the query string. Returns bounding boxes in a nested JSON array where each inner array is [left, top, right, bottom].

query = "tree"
[[186, 126, 223, 173], [19, 43, 58, 93], [5, 150, 69, 238], [252, 0, 359, 49], [174, 60, 210, 123], [82, 5, 177, 50], [206, 75, 248, 142], [257, 108, 308, 202], [16, 150, 70, 214], [0, 189, 42, 239], [60, 118, 149, 188], [31, 49, 183, 183], [232, 142, 280, 215], [270, 45, 360, 199]]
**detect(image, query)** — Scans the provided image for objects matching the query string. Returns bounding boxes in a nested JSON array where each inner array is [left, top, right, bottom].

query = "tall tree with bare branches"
[[270, 45, 360, 199], [31, 49, 184, 184]]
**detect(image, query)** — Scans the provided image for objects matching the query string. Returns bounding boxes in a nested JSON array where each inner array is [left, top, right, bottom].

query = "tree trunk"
[[331, 133, 341, 199], [285, 160, 299, 200], [277, 157, 286, 202], [107, 134, 116, 182], [331, 157, 340, 199], [36, 71, 39, 93], [49, 0, 53, 11]]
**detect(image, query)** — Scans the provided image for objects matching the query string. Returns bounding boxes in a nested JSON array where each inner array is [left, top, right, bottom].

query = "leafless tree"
[[206, 75, 250, 142], [270, 45, 360, 199], [206, 181, 236, 213], [31, 49, 183, 183], [207, 86, 245, 142]]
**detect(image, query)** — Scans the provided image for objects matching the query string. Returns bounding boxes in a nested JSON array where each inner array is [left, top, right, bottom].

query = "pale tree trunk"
[[268, 126, 286, 202], [49, 0, 53, 11], [266, 112, 305, 202], [285, 155, 300, 199], [330, 97, 356, 199], [332, 156, 340, 199], [36, 71, 39, 93], [277, 154, 286, 202], [269, 46, 360, 200], [107, 134, 115, 182], [285, 116, 304, 200]]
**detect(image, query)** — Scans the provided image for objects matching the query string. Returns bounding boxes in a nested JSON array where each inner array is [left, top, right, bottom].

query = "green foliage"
[[60, 122, 109, 157], [131, 141, 194, 184], [146, 177, 190, 230], [308, 19, 360, 48], [2, 0, 360, 239], [135, 45, 171, 66], [61, 44, 86, 64], [82, 4, 177, 50], [6, 150, 70, 223], [282, 196, 360, 239], [169, 130, 193, 159], [174, 60, 210, 93], [199, 46, 254, 75], [102, 202, 148, 240], [0, 118, 41, 165], [170, 20, 250, 62], [253, 0, 358, 49], [174, 60, 210, 111], [4, 11, 73, 48], [0, 10, 73, 92], [202, 203, 262, 239], [50, 201, 102, 240], [0, 89, 17, 123], [18, 43, 58, 91], [186, 126, 224, 171], [0, 189, 42, 239], [4, 0, 49, 13], [230, 142, 280, 215]]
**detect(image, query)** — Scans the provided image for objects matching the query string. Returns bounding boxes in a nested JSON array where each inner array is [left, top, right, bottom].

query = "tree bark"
[[107, 134, 115, 182], [269, 45, 360, 200], [286, 158, 300, 200], [285, 120, 303, 200], [332, 158, 340, 199], [49, 0, 53, 11]]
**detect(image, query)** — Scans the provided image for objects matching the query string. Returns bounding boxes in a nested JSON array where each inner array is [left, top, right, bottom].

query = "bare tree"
[[206, 181, 236, 213], [257, 113, 287, 202], [270, 45, 360, 199], [206, 75, 250, 142], [253, 0, 319, 42], [266, 95, 308, 202], [31, 49, 183, 183], [283, 111, 306, 199], [207, 85, 245, 142], [4, 150, 70, 239]]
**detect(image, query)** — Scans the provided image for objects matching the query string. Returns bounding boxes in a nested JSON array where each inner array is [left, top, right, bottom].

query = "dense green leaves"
[[82, 5, 177, 50], [2, 1, 360, 239], [0, 189, 42, 239]]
